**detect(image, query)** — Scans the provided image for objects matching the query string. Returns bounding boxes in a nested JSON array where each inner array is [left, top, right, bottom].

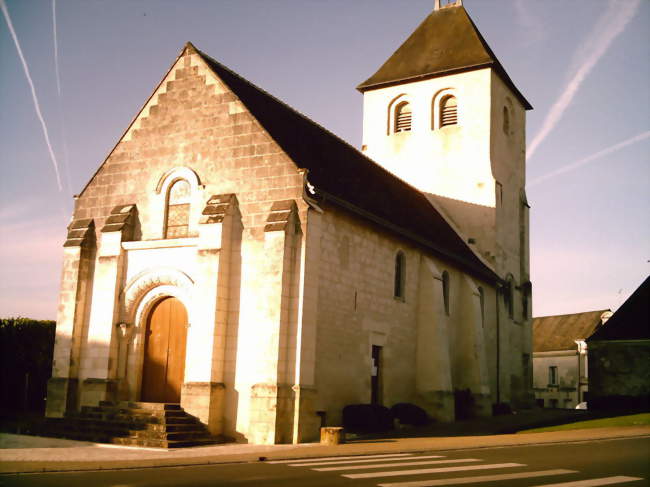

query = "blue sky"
[[1, 0, 648, 319]]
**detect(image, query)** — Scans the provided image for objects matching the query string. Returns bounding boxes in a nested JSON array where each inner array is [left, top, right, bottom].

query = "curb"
[[1, 427, 649, 475]]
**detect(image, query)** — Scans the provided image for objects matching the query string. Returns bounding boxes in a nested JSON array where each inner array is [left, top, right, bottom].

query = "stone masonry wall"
[[313, 204, 496, 426], [69, 46, 307, 441]]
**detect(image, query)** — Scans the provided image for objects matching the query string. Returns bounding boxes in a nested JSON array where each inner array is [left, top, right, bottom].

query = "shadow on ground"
[[344, 408, 646, 443]]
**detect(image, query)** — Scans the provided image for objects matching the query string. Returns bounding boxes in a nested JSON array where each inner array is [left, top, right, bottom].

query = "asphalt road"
[[1, 436, 648, 487]]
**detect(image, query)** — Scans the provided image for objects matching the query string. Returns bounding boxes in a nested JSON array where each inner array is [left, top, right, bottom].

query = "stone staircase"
[[41, 401, 221, 448]]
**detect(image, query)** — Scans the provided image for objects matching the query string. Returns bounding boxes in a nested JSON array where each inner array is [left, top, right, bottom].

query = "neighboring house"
[[46, 1, 534, 444], [587, 276, 650, 411], [532, 310, 611, 409]]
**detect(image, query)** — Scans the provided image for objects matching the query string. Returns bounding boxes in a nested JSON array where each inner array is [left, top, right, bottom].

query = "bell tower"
[[358, 1, 532, 281]]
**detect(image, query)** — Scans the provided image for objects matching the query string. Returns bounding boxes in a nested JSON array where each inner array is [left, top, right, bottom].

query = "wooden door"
[[141, 297, 188, 403]]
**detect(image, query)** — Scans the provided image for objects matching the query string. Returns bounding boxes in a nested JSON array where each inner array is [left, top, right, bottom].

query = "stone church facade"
[[46, 1, 533, 445]]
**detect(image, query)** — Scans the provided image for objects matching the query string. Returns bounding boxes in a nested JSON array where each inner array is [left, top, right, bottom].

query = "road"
[[1, 436, 648, 487]]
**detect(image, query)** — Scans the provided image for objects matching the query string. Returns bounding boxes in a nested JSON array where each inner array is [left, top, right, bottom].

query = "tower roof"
[[357, 4, 532, 110]]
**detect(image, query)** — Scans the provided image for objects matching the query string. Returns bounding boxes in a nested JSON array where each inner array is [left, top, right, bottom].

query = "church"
[[46, 0, 533, 445]]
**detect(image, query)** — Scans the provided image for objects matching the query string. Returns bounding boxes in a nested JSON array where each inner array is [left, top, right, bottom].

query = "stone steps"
[[39, 401, 221, 448]]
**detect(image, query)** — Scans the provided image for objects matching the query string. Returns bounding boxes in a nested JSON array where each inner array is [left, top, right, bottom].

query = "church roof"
[[193, 44, 498, 282], [587, 276, 650, 342], [357, 5, 532, 110], [533, 310, 610, 352]]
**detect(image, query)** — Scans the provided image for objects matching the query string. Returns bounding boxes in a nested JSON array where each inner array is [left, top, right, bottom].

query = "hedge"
[[0, 318, 55, 413]]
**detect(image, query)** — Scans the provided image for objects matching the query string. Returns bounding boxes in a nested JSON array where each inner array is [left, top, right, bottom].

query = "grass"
[[518, 413, 650, 434]]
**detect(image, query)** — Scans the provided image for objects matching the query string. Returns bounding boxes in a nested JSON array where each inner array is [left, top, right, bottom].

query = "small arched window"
[[503, 106, 510, 134], [165, 179, 191, 238], [440, 95, 458, 127], [394, 251, 406, 300], [442, 271, 450, 315], [394, 102, 412, 132]]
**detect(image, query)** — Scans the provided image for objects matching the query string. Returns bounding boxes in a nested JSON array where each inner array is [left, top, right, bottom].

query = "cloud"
[[526, 0, 641, 161], [0, 216, 65, 320], [513, 0, 544, 46], [52, 0, 74, 197], [528, 131, 650, 187], [1, 0, 63, 191]]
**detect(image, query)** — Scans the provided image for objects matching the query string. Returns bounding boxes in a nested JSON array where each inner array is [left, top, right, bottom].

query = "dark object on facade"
[[390, 402, 429, 426], [342, 404, 393, 433], [454, 388, 476, 420]]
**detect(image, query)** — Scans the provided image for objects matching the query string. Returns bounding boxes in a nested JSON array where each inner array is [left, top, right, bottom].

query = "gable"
[[588, 276, 650, 342], [74, 44, 304, 237]]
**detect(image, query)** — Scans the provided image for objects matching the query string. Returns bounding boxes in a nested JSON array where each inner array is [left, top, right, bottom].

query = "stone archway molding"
[[122, 267, 194, 324]]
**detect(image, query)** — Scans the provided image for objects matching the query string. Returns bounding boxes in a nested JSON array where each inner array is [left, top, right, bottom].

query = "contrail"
[[1, 0, 63, 191], [527, 0, 640, 161], [528, 131, 650, 188], [52, 0, 61, 96], [52, 0, 73, 197]]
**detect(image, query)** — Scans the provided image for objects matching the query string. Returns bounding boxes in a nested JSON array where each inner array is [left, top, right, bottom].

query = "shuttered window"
[[394, 102, 412, 132], [165, 179, 191, 238], [440, 95, 458, 127]]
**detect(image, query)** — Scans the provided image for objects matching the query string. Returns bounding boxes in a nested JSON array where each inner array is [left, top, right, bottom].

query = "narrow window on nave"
[[394, 251, 406, 300]]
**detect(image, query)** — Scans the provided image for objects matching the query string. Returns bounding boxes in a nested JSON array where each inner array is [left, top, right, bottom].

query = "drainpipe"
[[575, 340, 585, 405], [495, 285, 501, 405]]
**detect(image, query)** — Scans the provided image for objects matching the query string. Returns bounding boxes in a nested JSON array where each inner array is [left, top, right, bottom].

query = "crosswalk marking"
[[529, 476, 644, 487], [266, 453, 412, 464], [290, 454, 445, 467], [377, 469, 578, 486], [315, 458, 480, 472], [343, 462, 525, 479]]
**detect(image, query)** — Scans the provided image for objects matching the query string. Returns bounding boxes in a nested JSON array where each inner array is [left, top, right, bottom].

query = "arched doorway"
[[141, 296, 188, 403]]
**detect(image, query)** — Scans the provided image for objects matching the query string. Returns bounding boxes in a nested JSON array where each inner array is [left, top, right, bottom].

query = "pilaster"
[[181, 194, 241, 435], [46, 219, 96, 417], [415, 257, 454, 422], [79, 205, 136, 407], [248, 200, 301, 444]]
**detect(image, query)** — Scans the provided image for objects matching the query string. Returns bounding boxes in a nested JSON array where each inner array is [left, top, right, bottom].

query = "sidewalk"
[[1, 425, 649, 474]]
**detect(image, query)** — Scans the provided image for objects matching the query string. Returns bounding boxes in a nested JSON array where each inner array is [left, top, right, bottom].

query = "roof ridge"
[[194, 46, 456, 216], [533, 309, 610, 320]]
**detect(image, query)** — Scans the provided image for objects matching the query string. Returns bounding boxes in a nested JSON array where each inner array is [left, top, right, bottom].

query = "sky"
[[0, 0, 648, 320]]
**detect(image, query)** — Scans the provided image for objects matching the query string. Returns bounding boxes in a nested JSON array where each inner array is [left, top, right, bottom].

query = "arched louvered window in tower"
[[440, 95, 458, 127], [394, 102, 412, 132], [165, 179, 191, 238]]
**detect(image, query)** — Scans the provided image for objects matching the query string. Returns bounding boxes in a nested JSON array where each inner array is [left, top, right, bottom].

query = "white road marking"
[[343, 462, 525, 479], [315, 458, 481, 472], [529, 476, 644, 487], [266, 453, 412, 464], [378, 469, 577, 486], [290, 455, 445, 467]]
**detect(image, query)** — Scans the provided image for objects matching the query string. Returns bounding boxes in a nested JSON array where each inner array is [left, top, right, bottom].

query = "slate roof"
[[193, 45, 498, 282], [533, 310, 610, 352], [587, 276, 650, 342], [357, 5, 532, 110]]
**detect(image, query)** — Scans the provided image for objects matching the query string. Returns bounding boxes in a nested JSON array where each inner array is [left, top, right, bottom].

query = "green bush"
[[0, 318, 55, 413]]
